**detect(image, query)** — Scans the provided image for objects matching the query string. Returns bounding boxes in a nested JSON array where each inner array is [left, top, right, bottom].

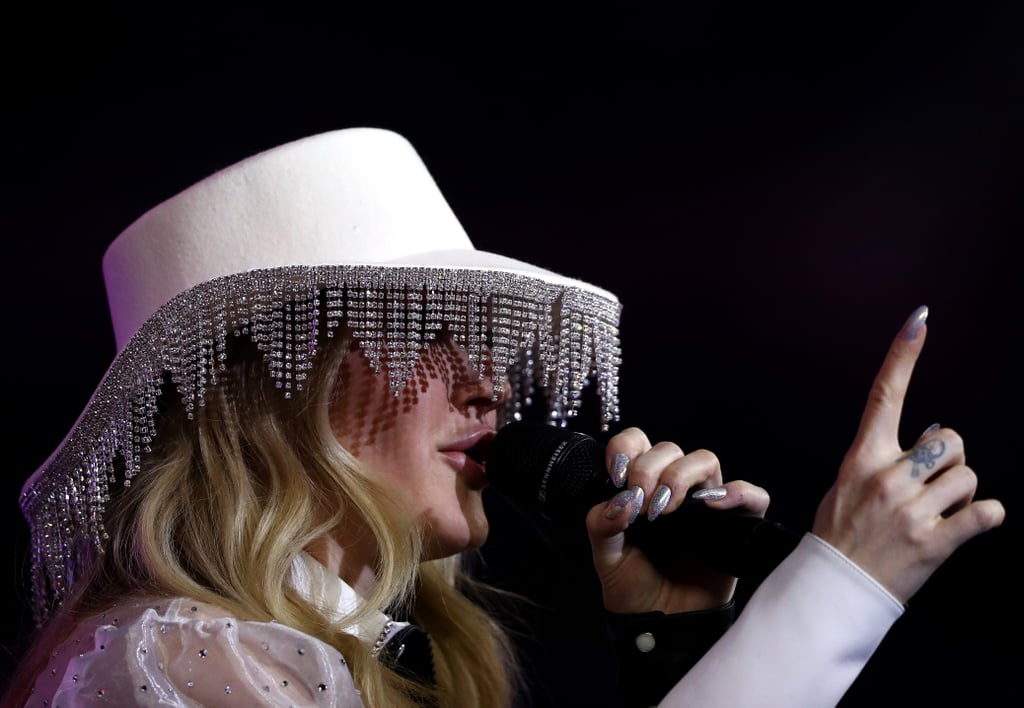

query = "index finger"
[[852, 305, 929, 452]]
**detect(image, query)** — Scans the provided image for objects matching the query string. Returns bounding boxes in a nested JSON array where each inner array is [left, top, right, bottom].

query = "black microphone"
[[486, 420, 803, 579]]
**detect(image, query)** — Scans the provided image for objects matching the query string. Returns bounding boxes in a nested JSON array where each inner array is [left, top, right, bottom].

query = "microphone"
[[486, 420, 803, 579]]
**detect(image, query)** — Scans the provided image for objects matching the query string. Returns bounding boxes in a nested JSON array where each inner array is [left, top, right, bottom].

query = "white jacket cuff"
[[659, 533, 905, 708]]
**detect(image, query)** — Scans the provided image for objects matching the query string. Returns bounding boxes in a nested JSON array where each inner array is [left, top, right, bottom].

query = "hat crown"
[[103, 128, 472, 350]]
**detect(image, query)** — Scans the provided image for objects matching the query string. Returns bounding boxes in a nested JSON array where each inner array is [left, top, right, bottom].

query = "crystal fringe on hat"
[[19, 128, 622, 625]]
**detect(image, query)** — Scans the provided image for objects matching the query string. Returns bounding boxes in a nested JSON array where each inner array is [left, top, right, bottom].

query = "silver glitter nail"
[[604, 488, 636, 520], [692, 486, 727, 501], [627, 486, 645, 525], [611, 453, 630, 488], [648, 484, 672, 521]]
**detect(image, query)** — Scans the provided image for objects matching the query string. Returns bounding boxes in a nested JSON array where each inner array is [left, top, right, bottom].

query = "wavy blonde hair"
[[4, 327, 518, 708]]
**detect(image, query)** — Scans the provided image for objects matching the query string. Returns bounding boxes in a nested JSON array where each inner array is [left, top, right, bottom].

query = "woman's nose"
[[450, 369, 511, 413]]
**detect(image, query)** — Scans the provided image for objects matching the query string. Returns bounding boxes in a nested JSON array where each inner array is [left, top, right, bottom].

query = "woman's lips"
[[439, 451, 488, 489], [439, 429, 494, 490]]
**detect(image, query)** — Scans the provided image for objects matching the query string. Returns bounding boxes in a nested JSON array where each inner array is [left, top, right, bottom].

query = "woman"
[[4, 128, 1004, 707]]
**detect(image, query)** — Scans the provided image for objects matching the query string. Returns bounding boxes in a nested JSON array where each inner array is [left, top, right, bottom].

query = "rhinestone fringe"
[[20, 264, 621, 625]]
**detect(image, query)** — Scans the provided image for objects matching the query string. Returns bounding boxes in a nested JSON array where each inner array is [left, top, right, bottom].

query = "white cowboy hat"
[[20, 127, 622, 623]]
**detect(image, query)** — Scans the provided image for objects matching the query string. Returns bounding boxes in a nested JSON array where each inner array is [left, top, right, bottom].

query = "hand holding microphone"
[[484, 307, 1007, 707], [488, 421, 800, 615]]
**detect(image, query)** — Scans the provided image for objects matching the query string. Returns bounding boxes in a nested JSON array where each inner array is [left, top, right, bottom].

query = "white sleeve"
[[658, 533, 905, 708], [51, 599, 365, 707]]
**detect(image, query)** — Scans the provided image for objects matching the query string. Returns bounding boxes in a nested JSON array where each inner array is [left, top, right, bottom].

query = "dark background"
[[2, 4, 1020, 705]]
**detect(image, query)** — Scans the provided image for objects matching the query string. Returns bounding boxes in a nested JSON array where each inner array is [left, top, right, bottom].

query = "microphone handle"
[[624, 503, 802, 580], [507, 428, 802, 580]]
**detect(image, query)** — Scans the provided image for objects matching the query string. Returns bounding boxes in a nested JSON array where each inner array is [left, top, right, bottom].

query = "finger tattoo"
[[901, 439, 946, 478]]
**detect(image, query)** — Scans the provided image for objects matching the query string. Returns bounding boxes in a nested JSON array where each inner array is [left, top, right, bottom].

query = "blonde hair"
[[4, 327, 518, 707]]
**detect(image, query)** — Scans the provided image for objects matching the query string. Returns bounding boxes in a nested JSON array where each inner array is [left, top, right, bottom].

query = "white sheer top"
[[26, 553, 407, 707], [25, 536, 904, 707]]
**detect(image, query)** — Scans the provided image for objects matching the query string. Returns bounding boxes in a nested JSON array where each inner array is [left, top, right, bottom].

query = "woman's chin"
[[422, 514, 490, 560]]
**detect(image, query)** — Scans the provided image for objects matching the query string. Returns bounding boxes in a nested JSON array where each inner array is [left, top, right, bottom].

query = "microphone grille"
[[488, 421, 607, 519]]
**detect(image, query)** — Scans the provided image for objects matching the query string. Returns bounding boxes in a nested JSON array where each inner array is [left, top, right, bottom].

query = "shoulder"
[[36, 597, 365, 707]]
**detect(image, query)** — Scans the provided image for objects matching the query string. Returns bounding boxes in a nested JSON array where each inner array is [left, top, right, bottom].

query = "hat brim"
[[23, 255, 621, 497]]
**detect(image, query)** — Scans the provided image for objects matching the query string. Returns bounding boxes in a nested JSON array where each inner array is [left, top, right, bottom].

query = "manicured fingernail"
[[917, 423, 941, 443], [648, 485, 671, 521], [692, 486, 727, 501], [899, 305, 929, 340], [604, 486, 645, 524], [627, 486, 644, 524], [598, 487, 638, 520], [611, 453, 629, 488]]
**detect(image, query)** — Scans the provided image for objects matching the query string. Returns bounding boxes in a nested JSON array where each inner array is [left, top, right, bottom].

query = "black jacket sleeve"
[[605, 601, 736, 708]]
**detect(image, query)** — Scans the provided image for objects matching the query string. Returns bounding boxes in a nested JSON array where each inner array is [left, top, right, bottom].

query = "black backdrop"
[[2, 4, 1021, 705]]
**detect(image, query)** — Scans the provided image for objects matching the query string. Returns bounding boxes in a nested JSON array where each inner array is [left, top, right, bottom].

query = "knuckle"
[[686, 448, 720, 467], [725, 481, 771, 511], [890, 502, 932, 547], [946, 429, 966, 458], [840, 444, 877, 477], [866, 380, 898, 409], [626, 456, 658, 479], [650, 440, 684, 456], [614, 426, 651, 449], [950, 464, 979, 495], [744, 483, 770, 506], [863, 468, 900, 503], [925, 427, 963, 454], [970, 499, 1006, 529], [838, 457, 875, 485]]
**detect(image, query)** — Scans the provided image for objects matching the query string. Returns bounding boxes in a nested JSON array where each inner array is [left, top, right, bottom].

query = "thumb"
[[586, 486, 643, 570]]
